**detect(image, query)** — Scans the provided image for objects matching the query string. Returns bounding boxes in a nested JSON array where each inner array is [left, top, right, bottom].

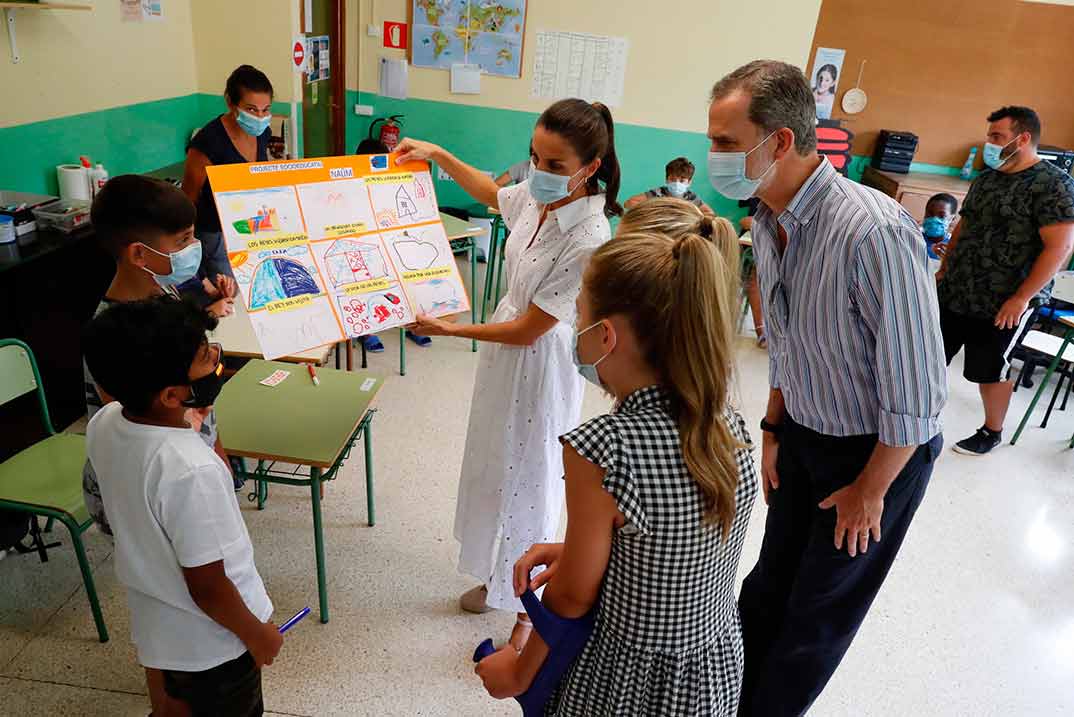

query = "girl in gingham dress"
[[476, 201, 758, 715]]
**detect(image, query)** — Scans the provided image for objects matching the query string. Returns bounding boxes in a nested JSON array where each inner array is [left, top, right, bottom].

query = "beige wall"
[[0, 0, 197, 128], [347, 0, 822, 133], [190, 0, 300, 103]]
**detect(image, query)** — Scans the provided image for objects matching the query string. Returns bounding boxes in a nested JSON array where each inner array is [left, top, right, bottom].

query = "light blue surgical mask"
[[141, 241, 202, 287], [666, 180, 690, 198], [708, 130, 778, 200], [237, 109, 271, 137], [572, 320, 614, 387], [922, 216, 949, 239], [528, 163, 586, 205], [983, 138, 1018, 170]]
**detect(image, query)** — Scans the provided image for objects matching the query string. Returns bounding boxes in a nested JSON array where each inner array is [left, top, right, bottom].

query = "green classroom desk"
[[441, 212, 484, 355], [215, 359, 384, 623]]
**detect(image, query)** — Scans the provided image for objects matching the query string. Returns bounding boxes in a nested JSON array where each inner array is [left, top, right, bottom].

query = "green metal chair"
[[481, 214, 508, 323], [0, 339, 108, 643]]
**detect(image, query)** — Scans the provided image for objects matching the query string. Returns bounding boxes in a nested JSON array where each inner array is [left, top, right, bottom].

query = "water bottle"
[[959, 147, 977, 180], [0, 216, 14, 245]]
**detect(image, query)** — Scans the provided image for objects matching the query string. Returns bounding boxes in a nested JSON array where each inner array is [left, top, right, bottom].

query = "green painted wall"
[[346, 90, 745, 221]]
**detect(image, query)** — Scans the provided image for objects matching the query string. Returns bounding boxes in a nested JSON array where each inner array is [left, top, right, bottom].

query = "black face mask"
[[182, 369, 223, 409]]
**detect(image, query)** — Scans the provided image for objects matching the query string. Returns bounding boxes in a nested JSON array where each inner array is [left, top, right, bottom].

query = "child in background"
[[84, 298, 279, 717], [923, 193, 959, 267], [495, 154, 534, 187], [477, 211, 757, 715], [355, 137, 432, 349], [624, 157, 715, 215]]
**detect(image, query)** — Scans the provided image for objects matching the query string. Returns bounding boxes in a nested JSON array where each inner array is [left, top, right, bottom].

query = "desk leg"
[[364, 419, 375, 527], [1011, 330, 1072, 444], [346, 339, 353, 371], [310, 467, 329, 623], [361, 339, 368, 369], [470, 242, 477, 352], [335, 344, 341, 370], [399, 327, 406, 376]]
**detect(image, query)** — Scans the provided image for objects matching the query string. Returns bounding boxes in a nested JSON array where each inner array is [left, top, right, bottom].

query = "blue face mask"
[[708, 130, 778, 200], [666, 180, 690, 198], [142, 241, 202, 288], [982, 138, 1017, 170], [572, 320, 614, 387], [922, 216, 949, 239], [237, 109, 271, 137], [528, 163, 586, 205]]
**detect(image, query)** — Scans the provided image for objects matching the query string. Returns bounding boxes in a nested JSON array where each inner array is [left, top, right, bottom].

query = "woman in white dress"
[[395, 99, 622, 649]]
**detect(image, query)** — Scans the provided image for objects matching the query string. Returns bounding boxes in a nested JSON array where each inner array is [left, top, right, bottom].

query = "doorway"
[[302, 0, 346, 157]]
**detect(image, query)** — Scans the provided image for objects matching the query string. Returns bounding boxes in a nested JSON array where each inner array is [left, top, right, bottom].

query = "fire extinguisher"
[[370, 115, 404, 151]]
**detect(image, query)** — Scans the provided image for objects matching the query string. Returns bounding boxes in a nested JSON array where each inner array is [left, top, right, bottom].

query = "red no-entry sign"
[[293, 40, 306, 70]]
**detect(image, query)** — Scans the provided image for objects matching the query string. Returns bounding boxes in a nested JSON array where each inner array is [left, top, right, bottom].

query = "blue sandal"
[[405, 330, 432, 347]]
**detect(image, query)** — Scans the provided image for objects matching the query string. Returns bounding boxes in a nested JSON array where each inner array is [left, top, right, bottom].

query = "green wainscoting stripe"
[[346, 91, 745, 221], [0, 94, 297, 197]]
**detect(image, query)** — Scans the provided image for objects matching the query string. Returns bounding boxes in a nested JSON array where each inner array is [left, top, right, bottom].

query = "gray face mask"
[[572, 321, 614, 387]]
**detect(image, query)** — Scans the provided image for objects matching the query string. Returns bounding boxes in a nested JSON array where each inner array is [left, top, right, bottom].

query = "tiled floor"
[[2, 262, 1073, 715]]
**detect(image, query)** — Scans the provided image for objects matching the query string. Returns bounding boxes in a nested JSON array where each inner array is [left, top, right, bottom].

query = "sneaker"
[[361, 334, 384, 353], [952, 427, 1002, 456], [406, 330, 432, 347]]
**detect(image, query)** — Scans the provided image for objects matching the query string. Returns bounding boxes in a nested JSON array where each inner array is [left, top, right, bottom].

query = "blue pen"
[[278, 606, 311, 634]]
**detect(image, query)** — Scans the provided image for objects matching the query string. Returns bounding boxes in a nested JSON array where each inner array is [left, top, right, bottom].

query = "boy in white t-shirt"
[[84, 297, 280, 716]]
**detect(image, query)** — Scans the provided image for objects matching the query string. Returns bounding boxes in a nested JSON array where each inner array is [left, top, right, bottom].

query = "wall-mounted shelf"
[[3, 2, 92, 64]]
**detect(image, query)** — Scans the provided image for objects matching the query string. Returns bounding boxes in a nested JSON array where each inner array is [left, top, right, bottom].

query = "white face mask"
[[666, 180, 690, 198], [708, 130, 778, 200]]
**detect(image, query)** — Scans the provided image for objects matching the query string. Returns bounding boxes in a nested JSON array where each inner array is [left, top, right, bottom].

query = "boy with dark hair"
[[83, 175, 236, 540], [624, 157, 715, 214], [84, 297, 279, 716], [923, 192, 958, 263]]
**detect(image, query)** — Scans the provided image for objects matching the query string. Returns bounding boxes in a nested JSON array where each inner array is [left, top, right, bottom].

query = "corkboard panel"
[[810, 0, 1074, 167]]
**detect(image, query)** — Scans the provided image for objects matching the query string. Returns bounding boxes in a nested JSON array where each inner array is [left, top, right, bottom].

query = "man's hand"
[[243, 621, 283, 668], [760, 432, 780, 504], [994, 294, 1030, 330], [932, 242, 948, 259], [475, 646, 524, 699], [818, 480, 884, 557]]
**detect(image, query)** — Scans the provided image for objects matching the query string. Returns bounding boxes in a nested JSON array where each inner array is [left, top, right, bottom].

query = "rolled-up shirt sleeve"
[[853, 223, 947, 446]]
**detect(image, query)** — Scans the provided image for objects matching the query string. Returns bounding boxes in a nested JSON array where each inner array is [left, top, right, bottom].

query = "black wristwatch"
[[759, 418, 783, 436]]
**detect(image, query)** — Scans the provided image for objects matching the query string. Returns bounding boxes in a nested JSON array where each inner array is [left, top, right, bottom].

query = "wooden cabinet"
[[861, 166, 972, 223]]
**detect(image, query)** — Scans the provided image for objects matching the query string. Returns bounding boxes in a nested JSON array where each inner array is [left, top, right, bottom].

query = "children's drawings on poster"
[[208, 156, 470, 360]]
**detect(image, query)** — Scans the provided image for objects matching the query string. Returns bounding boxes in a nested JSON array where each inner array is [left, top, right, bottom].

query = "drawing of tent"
[[249, 257, 320, 309], [324, 239, 389, 288]]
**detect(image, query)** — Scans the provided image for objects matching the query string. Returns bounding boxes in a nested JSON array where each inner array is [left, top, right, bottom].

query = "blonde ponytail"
[[585, 229, 743, 536]]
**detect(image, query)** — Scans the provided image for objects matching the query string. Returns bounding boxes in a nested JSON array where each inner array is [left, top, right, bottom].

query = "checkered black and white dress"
[[547, 386, 758, 716]]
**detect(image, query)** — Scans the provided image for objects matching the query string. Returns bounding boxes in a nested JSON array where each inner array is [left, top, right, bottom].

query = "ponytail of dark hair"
[[591, 102, 623, 217], [536, 98, 623, 217]]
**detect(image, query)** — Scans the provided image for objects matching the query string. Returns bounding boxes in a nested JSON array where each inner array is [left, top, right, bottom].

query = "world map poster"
[[411, 0, 527, 78], [206, 155, 469, 361]]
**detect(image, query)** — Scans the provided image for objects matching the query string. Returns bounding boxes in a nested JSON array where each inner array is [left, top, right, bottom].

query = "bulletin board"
[[206, 154, 469, 360], [810, 0, 1074, 167]]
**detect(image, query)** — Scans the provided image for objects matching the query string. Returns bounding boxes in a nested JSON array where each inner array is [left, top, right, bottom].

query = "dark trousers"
[[162, 651, 263, 717], [737, 419, 941, 716]]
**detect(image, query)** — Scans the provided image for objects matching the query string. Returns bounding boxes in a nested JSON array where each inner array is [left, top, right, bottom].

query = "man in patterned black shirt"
[[937, 106, 1074, 456]]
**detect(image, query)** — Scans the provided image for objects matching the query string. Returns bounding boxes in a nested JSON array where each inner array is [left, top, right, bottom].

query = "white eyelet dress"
[[454, 182, 610, 612], [549, 386, 759, 716]]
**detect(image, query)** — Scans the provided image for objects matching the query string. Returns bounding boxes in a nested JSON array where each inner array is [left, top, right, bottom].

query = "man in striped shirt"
[[707, 61, 947, 716]]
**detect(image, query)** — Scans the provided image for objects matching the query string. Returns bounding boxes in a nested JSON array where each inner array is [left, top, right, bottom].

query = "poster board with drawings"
[[206, 154, 470, 360]]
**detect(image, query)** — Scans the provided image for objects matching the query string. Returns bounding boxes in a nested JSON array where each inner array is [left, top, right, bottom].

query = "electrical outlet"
[[367, 24, 382, 37], [354, 104, 374, 116]]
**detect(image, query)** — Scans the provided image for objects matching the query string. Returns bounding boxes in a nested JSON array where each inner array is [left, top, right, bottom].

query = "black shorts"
[[940, 305, 1035, 384], [162, 651, 263, 717]]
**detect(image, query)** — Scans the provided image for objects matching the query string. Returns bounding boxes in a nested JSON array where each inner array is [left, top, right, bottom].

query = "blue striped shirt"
[[753, 159, 947, 447]]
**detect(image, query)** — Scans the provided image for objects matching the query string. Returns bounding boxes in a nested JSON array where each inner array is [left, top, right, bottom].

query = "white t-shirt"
[[86, 402, 272, 671]]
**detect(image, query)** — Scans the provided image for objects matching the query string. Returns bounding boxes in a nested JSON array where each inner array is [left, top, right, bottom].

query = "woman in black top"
[[182, 65, 274, 292]]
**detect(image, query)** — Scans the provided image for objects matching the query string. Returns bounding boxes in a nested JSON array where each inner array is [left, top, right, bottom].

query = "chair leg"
[[64, 517, 108, 643], [398, 328, 406, 376], [364, 418, 375, 527], [43, 517, 54, 533], [361, 339, 368, 370], [1042, 369, 1066, 428], [1062, 371, 1074, 411]]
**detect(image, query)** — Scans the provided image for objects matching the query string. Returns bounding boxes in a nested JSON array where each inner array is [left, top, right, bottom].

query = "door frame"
[[300, 0, 346, 155]]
